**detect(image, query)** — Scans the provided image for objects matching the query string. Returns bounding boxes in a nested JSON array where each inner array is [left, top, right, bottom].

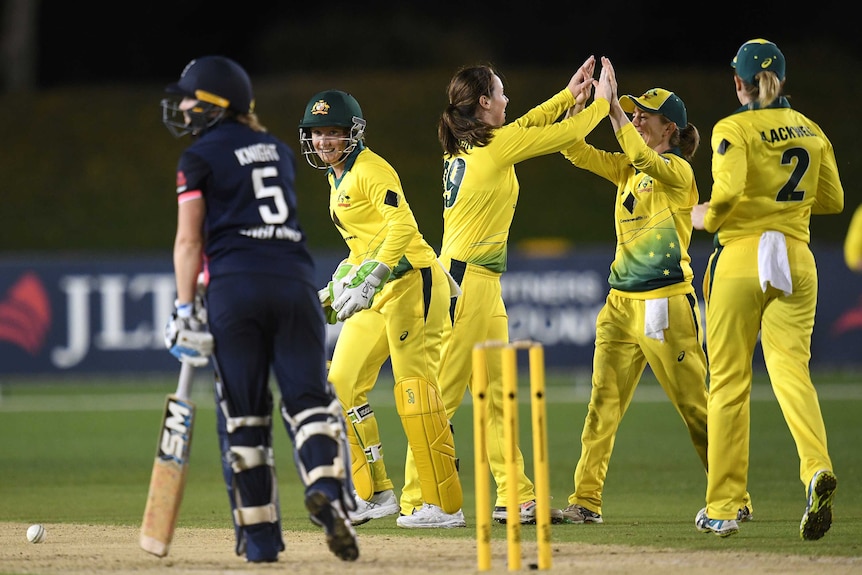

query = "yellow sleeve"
[[811, 131, 845, 215], [845, 204, 862, 272], [703, 119, 748, 233], [495, 97, 610, 166], [561, 139, 628, 186], [514, 89, 575, 128], [359, 167, 417, 269], [616, 123, 694, 194]]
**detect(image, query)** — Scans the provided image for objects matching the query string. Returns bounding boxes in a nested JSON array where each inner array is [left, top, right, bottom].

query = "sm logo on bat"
[[158, 398, 194, 464]]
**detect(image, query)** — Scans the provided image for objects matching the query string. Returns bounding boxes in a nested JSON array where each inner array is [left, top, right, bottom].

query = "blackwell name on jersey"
[[760, 125, 817, 143]]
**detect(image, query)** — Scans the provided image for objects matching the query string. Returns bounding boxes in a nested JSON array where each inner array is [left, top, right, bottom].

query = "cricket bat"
[[140, 360, 196, 557]]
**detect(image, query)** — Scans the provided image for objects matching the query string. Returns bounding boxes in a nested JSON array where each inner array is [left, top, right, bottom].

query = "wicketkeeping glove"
[[164, 298, 214, 367], [318, 259, 356, 324], [332, 260, 391, 321]]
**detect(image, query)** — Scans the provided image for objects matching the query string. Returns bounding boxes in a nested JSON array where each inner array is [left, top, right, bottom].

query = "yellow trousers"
[[329, 265, 460, 509], [703, 235, 832, 519], [569, 290, 713, 515]]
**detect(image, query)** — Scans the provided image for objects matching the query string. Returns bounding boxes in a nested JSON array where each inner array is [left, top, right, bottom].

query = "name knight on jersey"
[[760, 125, 818, 144], [234, 143, 280, 166]]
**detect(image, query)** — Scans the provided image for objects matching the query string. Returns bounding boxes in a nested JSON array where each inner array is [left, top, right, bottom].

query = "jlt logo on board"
[[51, 273, 177, 368]]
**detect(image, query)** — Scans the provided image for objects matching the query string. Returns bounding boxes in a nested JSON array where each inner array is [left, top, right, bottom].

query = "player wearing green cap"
[[692, 39, 844, 540]]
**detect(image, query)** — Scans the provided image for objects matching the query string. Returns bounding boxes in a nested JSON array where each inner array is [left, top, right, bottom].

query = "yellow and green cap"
[[619, 88, 687, 128], [732, 38, 785, 84]]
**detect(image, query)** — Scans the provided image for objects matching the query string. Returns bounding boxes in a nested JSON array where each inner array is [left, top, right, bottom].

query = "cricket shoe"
[[737, 505, 754, 522], [800, 470, 837, 541], [349, 489, 400, 526], [396, 503, 466, 529], [492, 500, 565, 524], [305, 490, 360, 561], [695, 507, 739, 537], [561, 503, 603, 524]]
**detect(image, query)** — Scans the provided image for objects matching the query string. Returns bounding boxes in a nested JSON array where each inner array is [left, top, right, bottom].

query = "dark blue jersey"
[[175, 120, 315, 284]]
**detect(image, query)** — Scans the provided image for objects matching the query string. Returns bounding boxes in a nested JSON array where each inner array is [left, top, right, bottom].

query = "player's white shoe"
[[348, 489, 400, 526], [396, 503, 466, 529], [561, 503, 603, 524], [492, 500, 565, 524], [695, 507, 739, 537]]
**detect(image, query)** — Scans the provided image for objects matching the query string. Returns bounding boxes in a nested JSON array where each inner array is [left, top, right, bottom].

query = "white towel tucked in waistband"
[[758, 231, 793, 295], [644, 298, 669, 342]]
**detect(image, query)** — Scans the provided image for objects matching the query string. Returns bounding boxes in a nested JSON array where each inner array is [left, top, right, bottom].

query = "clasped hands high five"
[[565, 55, 618, 118]]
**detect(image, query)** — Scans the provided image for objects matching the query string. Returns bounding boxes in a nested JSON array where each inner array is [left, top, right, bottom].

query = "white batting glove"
[[164, 299, 214, 367], [332, 260, 390, 321]]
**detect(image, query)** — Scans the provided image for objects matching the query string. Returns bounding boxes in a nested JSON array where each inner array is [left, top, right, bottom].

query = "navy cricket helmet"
[[161, 56, 254, 138]]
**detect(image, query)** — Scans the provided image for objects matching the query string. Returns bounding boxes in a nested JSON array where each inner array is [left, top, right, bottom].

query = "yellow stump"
[[530, 344, 551, 570], [473, 340, 550, 572], [502, 345, 520, 572], [472, 345, 491, 572]]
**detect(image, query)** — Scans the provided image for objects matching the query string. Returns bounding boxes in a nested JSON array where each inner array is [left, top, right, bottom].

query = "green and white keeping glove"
[[332, 260, 391, 321], [318, 259, 356, 324]]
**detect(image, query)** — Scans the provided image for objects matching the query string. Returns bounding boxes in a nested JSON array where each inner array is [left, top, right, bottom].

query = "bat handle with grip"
[[175, 361, 195, 401]]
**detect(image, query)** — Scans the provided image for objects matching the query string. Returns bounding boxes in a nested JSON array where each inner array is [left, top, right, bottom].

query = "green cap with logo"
[[732, 38, 785, 84], [619, 88, 687, 129]]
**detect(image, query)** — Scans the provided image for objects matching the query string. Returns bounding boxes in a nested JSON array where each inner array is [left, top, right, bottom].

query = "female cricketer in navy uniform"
[[161, 55, 358, 562], [691, 39, 844, 539], [558, 56, 751, 526], [299, 89, 464, 529]]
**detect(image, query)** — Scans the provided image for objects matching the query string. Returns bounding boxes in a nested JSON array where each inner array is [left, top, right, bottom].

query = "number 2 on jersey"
[[775, 147, 809, 202]]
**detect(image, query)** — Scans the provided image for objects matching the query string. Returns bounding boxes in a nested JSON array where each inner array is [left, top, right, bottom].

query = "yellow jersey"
[[563, 122, 698, 297], [327, 145, 437, 274], [440, 90, 609, 272], [703, 98, 844, 242]]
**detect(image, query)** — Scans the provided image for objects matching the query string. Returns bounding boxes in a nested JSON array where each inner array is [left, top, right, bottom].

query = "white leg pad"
[[281, 399, 352, 487], [234, 503, 278, 526], [228, 445, 274, 473]]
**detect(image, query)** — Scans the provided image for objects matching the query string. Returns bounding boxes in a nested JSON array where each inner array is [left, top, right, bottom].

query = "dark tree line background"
[[6, 2, 859, 91], [1, 1, 859, 254]]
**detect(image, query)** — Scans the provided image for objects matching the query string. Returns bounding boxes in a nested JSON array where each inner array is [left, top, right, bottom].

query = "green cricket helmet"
[[298, 89, 366, 169]]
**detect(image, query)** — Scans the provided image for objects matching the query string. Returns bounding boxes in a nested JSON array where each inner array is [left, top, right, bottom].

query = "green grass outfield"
[[1, 370, 859, 559]]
